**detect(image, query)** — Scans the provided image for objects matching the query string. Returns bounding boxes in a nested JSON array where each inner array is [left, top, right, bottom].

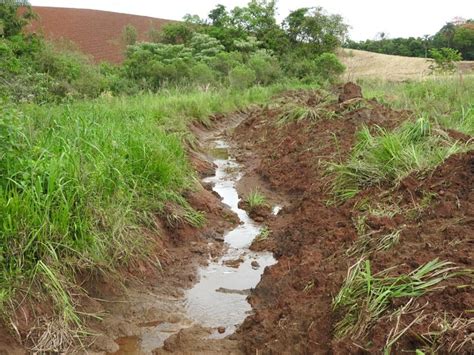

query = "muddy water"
[[185, 140, 276, 337], [112, 139, 276, 353]]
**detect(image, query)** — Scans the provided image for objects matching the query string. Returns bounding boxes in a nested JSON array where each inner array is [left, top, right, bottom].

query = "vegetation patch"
[[330, 116, 467, 201], [333, 258, 463, 341]]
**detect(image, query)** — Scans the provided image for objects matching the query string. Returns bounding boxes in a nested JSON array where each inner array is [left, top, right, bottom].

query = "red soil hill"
[[28, 6, 173, 63]]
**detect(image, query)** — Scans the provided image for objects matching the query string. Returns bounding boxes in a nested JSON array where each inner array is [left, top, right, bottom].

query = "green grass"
[[333, 258, 461, 340], [330, 116, 467, 201], [0, 85, 289, 346], [245, 189, 268, 210], [359, 76, 474, 136]]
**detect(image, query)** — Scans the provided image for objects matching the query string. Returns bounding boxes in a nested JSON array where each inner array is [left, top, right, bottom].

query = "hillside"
[[340, 48, 474, 81], [28, 7, 173, 63]]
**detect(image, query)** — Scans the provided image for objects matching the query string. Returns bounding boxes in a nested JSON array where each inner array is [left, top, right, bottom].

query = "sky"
[[30, 0, 474, 41]]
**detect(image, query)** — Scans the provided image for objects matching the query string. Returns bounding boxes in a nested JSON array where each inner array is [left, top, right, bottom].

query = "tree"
[[209, 4, 230, 27], [452, 26, 474, 60], [160, 22, 195, 45], [284, 7, 348, 56], [0, 0, 35, 38]]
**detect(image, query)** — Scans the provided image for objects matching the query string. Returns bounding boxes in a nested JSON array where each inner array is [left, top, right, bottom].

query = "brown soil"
[[230, 87, 473, 354], [28, 7, 173, 63]]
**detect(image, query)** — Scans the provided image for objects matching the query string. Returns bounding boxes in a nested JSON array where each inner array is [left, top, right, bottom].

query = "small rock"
[[217, 326, 226, 334], [223, 257, 244, 268], [92, 335, 119, 353], [251, 261, 260, 269]]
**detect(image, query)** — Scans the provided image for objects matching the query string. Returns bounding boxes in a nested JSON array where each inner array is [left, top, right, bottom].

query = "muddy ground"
[[1, 85, 472, 354], [231, 86, 473, 353]]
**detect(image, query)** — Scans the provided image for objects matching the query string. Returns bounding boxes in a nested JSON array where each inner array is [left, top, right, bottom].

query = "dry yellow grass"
[[339, 48, 474, 81]]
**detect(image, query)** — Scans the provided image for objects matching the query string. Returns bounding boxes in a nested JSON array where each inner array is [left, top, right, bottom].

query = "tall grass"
[[360, 76, 474, 135], [0, 85, 285, 344]]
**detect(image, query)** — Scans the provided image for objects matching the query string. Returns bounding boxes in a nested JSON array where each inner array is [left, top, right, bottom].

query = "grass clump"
[[333, 258, 460, 340], [277, 93, 339, 125], [245, 189, 268, 210], [330, 116, 465, 201], [255, 226, 271, 242]]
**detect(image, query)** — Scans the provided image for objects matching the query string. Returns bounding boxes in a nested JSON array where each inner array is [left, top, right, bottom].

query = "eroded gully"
[[112, 137, 277, 353]]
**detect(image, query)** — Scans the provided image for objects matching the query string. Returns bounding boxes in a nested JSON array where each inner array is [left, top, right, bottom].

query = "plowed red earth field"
[[28, 7, 172, 63]]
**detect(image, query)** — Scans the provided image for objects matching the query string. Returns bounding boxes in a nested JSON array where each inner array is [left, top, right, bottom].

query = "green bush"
[[208, 51, 243, 77], [228, 65, 256, 89], [248, 50, 281, 85], [313, 53, 345, 83], [190, 63, 216, 86], [428, 48, 462, 74]]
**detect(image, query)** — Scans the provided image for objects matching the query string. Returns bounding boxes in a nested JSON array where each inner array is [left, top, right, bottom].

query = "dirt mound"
[[338, 82, 363, 102], [231, 89, 473, 353]]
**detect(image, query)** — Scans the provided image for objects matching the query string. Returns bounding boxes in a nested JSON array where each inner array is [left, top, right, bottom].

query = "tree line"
[[345, 20, 474, 60]]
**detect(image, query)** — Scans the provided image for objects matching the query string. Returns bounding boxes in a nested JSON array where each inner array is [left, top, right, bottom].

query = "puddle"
[[112, 139, 276, 352]]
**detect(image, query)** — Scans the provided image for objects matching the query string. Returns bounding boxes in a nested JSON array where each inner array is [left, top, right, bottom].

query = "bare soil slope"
[[28, 7, 173, 63]]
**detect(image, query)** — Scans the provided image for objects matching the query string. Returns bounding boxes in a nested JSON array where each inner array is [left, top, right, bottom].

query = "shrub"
[[248, 50, 281, 85], [208, 51, 243, 77], [228, 65, 256, 89], [189, 63, 216, 86], [313, 53, 345, 83], [122, 24, 138, 46], [428, 48, 462, 74]]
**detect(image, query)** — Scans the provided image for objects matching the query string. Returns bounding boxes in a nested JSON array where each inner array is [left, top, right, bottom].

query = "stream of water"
[[112, 139, 276, 353], [185, 139, 277, 337]]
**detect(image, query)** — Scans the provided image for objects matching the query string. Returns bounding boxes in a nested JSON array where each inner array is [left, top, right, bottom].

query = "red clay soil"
[[28, 7, 173, 63], [231, 85, 473, 353]]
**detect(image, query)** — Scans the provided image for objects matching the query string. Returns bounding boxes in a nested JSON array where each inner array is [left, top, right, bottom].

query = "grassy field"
[[340, 49, 474, 81], [0, 85, 290, 337]]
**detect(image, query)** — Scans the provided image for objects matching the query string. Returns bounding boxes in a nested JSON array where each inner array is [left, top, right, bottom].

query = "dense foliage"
[[345, 20, 474, 60], [0, 0, 347, 103]]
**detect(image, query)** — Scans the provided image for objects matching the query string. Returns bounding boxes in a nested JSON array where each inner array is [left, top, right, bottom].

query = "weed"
[[255, 226, 271, 242], [419, 314, 474, 353], [277, 103, 338, 125], [246, 189, 268, 210], [347, 229, 403, 257], [360, 77, 474, 136]]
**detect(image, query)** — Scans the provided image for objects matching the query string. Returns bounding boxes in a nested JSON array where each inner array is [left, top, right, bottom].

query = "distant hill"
[[339, 49, 474, 81], [28, 7, 173, 63]]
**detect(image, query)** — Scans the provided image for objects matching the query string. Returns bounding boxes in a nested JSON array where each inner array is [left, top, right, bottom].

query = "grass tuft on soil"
[[333, 258, 463, 341], [329, 116, 469, 201]]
